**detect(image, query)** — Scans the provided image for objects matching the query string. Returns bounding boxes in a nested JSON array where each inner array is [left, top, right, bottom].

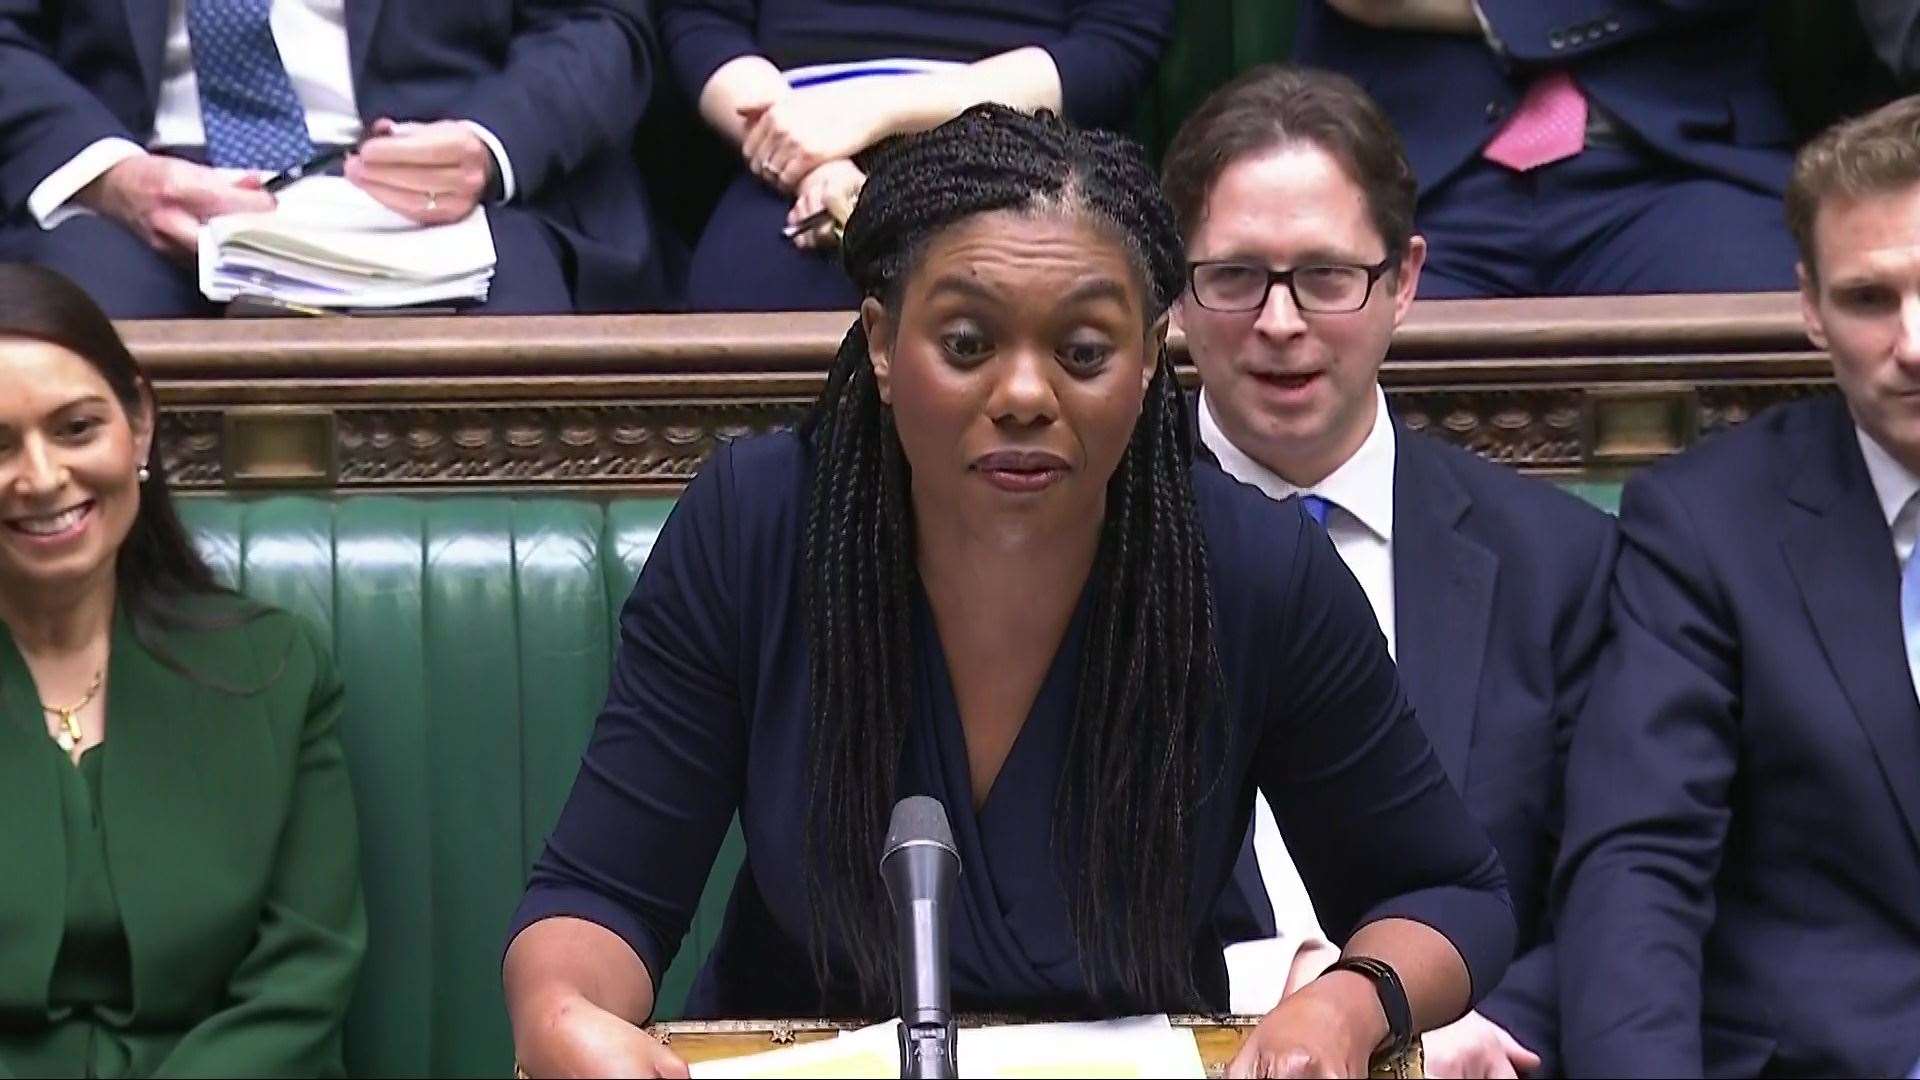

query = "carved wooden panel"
[[1392, 389, 1588, 467], [134, 295, 1834, 491], [331, 401, 805, 486], [157, 410, 226, 490], [1697, 381, 1831, 434], [156, 382, 1828, 491]]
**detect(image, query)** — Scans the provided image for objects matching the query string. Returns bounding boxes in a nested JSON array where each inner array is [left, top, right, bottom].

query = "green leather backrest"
[[174, 495, 742, 1078]]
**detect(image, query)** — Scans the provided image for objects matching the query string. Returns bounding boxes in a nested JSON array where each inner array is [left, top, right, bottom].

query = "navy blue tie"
[[188, 0, 314, 169], [1300, 494, 1333, 527]]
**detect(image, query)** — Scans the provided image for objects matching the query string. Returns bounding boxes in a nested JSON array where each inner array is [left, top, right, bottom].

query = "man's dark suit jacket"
[[1294, 0, 1795, 198], [1556, 393, 1920, 1077], [0, 0, 668, 311], [1217, 414, 1617, 1073]]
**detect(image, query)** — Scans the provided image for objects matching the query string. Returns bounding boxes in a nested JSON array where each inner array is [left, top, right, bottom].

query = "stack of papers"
[[198, 176, 495, 308], [689, 1015, 1207, 1079]]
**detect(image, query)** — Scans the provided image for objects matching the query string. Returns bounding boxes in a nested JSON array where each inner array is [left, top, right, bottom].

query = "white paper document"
[[688, 1015, 1207, 1079], [198, 176, 495, 308]]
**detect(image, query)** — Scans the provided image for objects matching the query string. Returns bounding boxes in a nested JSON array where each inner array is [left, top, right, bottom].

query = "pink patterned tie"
[[1483, 71, 1588, 172]]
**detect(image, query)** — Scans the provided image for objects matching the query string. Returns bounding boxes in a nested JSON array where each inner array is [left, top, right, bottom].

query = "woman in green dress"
[[0, 264, 365, 1078]]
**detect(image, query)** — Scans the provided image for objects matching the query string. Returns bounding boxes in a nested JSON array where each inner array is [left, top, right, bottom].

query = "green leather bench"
[[176, 480, 1623, 1077]]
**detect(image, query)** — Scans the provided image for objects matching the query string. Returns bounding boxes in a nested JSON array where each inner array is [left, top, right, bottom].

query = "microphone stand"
[[881, 799, 960, 1079]]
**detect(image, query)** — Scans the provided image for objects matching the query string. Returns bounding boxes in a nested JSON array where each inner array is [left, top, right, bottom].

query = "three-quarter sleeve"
[[659, 0, 762, 107], [508, 442, 750, 995], [1040, 0, 1177, 129], [1255, 511, 1516, 1001]]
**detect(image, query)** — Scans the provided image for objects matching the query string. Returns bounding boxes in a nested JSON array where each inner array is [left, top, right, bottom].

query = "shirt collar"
[[1199, 384, 1397, 541], [1856, 423, 1920, 530]]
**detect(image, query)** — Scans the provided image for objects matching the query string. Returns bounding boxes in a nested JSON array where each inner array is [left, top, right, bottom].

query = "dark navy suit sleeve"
[[1554, 469, 1738, 1076], [1475, 0, 1767, 61], [1257, 508, 1516, 1001], [508, 443, 747, 998], [457, 0, 656, 202], [658, 0, 759, 107], [1040, 0, 1177, 128], [1480, 513, 1619, 1067], [0, 2, 138, 210]]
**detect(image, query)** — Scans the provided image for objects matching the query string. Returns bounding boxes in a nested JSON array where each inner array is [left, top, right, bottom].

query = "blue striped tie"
[[1300, 494, 1333, 527], [188, 0, 314, 170]]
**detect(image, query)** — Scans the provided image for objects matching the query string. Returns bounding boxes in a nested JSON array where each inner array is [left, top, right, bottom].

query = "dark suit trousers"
[[1415, 141, 1797, 299], [2, 202, 572, 317]]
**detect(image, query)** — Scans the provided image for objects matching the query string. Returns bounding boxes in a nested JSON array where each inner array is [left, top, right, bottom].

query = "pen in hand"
[[264, 140, 363, 193], [781, 208, 836, 240]]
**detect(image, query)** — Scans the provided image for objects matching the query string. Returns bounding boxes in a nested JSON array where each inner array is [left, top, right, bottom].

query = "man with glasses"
[[1163, 65, 1615, 1078]]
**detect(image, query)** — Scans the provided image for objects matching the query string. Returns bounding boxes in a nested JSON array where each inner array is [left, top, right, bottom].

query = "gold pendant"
[[53, 709, 81, 752]]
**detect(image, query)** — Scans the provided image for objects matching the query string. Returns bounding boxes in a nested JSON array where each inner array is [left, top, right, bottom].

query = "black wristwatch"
[[1327, 956, 1414, 1058]]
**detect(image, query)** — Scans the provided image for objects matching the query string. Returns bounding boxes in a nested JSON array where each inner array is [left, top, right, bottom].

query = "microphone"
[[881, 796, 961, 1080]]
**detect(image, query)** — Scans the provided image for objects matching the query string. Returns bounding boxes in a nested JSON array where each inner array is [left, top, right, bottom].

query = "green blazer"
[[0, 598, 365, 1078]]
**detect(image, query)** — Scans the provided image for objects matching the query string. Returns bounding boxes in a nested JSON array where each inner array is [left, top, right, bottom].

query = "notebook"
[[198, 176, 495, 309]]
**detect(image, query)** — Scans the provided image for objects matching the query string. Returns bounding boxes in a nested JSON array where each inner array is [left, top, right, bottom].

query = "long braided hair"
[[799, 104, 1223, 1015]]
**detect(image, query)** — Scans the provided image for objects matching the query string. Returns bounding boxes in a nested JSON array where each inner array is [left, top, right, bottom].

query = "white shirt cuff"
[[458, 120, 517, 203], [27, 138, 148, 229]]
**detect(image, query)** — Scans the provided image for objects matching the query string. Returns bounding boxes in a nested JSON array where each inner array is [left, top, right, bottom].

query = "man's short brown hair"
[[1787, 94, 1920, 281], [1160, 64, 1417, 257]]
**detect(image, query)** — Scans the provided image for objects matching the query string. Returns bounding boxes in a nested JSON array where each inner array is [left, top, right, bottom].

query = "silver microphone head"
[[882, 795, 957, 866]]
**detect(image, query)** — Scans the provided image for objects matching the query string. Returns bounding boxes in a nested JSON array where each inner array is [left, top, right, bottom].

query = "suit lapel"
[[125, 0, 169, 106], [99, 612, 278, 1014], [346, 0, 387, 96], [1780, 404, 1920, 853], [1390, 429, 1496, 789]]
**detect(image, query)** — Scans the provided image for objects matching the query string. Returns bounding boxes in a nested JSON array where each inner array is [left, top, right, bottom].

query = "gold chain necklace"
[[41, 670, 104, 753]]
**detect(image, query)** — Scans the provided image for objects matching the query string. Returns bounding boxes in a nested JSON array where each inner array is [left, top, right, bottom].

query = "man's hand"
[[739, 82, 887, 194], [1422, 1011, 1541, 1079], [73, 154, 275, 261], [1325, 0, 1481, 34], [345, 117, 494, 225], [786, 159, 866, 250]]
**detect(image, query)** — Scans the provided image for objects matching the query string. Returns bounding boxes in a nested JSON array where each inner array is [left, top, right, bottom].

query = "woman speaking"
[[505, 106, 1513, 1078], [0, 265, 364, 1077]]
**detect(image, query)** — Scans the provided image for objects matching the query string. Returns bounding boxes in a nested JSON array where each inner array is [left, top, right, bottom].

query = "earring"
[[137, 464, 151, 483]]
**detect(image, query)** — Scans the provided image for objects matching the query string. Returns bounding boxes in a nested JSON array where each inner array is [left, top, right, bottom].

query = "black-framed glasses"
[[1187, 255, 1398, 314]]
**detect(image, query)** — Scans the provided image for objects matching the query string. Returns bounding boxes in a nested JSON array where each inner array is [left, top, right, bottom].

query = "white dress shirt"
[[1860, 425, 1920, 567], [27, 0, 515, 229], [1858, 424, 1920, 706], [1200, 384, 1398, 1013]]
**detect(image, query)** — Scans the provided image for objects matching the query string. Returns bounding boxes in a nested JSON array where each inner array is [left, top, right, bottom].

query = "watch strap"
[[1328, 955, 1414, 1057]]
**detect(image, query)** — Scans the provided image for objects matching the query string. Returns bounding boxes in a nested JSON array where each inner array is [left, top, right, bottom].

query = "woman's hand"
[[514, 993, 688, 1079], [739, 83, 887, 193], [1228, 969, 1389, 1078], [786, 159, 866, 250]]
